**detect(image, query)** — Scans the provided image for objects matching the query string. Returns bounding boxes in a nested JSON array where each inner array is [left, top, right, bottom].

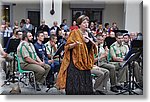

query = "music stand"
[[53, 42, 65, 63], [124, 40, 143, 61], [1, 39, 20, 87], [116, 52, 141, 95], [6, 39, 20, 53]]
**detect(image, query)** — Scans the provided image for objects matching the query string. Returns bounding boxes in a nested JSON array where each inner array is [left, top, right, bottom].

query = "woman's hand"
[[83, 35, 96, 45], [69, 41, 82, 49], [83, 35, 90, 43]]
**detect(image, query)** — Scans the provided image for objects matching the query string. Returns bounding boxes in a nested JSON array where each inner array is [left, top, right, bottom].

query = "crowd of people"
[[0, 15, 143, 95]]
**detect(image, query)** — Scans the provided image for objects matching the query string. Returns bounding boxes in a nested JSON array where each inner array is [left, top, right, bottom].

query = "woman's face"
[[79, 19, 89, 31]]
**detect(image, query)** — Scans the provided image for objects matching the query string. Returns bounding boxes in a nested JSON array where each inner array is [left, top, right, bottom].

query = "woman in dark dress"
[[56, 15, 97, 95]]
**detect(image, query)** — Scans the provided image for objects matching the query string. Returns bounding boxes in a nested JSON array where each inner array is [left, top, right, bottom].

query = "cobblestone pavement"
[[0, 67, 143, 95]]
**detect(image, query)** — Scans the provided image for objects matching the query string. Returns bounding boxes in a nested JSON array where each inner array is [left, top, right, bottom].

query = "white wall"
[[42, 0, 62, 27], [12, 3, 40, 25], [4, 0, 142, 33], [62, 3, 72, 27], [125, 0, 142, 33], [103, 3, 124, 29]]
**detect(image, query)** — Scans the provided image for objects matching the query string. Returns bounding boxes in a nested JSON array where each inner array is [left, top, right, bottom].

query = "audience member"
[[17, 32, 50, 91], [21, 19, 33, 33], [69, 20, 78, 31], [37, 20, 50, 36]]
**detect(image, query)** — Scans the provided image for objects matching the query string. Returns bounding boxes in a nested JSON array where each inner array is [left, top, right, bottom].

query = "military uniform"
[[123, 42, 130, 49], [97, 44, 117, 87], [44, 41, 60, 85], [45, 41, 60, 72], [91, 65, 109, 93], [17, 41, 50, 84], [45, 41, 58, 59], [109, 41, 129, 83]]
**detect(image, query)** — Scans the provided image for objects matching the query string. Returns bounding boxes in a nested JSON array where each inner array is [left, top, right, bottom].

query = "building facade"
[[0, 0, 142, 33]]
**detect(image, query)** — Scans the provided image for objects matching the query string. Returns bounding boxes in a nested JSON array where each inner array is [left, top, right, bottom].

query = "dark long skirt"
[[65, 51, 93, 95]]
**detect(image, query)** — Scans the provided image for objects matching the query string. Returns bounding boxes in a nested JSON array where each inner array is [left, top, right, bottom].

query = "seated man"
[[44, 34, 61, 87], [4, 28, 20, 78], [17, 32, 50, 91], [96, 34, 120, 92], [109, 32, 142, 88], [34, 31, 56, 88], [91, 65, 109, 95], [109, 32, 129, 87], [0, 43, 13, 80], [124, 36, 143, 88]]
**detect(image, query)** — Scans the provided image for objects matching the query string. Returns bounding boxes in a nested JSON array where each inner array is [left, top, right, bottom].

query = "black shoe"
[[94, 90, 107, 95], [30, 82, 41, 91], [110, 86, 119, 93], [47, 84, 54, 88], [36, 83, 41, 91]]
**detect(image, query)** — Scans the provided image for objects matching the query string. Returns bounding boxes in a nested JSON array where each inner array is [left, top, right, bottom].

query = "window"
[[72, 9, 102, 24], [28, 11, 40, 27], [1, 5, 10, 23]]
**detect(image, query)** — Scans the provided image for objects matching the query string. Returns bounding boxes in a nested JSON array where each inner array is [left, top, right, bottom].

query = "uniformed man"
[[110, 32, 142, 88], [109, 32, 129, 86], [17, 32, 50, 91], [96, 34, 119, 92], [123, 34, 143, 88], [123, 33, 131, 49], [91, 65, 109, 95], [44, 34, 60, 73], [44, 34, 60, 87]]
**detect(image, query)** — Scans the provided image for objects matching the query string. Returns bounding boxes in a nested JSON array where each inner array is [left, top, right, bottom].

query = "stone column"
[[41, 0, 62, 27], [125, 0, 142, 33]]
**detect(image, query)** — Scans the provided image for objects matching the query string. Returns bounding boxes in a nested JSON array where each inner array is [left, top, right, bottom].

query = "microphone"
[[86, 28, 97, 42]]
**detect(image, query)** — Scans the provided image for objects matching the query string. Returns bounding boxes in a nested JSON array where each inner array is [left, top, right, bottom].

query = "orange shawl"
[[56, 29, 97, 89]]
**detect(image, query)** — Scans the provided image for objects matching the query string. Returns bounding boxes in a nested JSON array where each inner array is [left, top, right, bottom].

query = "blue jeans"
[[50, 60, 60, 73], [46, 60, 60, 85]]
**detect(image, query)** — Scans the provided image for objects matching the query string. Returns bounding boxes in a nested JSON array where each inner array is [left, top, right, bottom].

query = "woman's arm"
[[69, 42, 80, 49]]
